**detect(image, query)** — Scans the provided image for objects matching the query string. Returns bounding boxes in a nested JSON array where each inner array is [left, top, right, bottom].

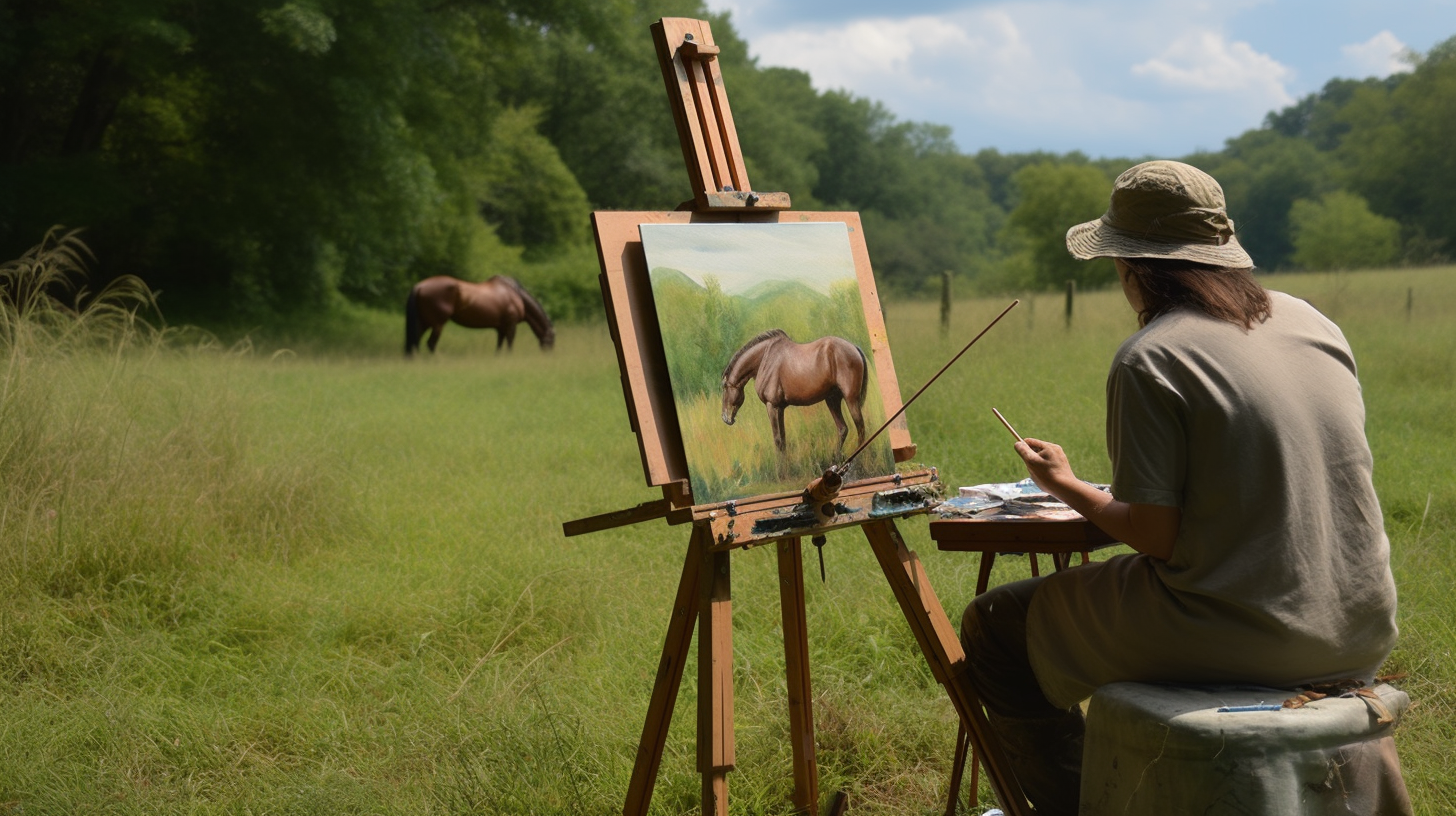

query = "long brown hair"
[[1121, 258, 1271, 330]]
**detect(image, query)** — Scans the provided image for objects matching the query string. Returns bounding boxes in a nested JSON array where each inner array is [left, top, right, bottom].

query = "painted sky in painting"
[[638, 223, 855, 296]]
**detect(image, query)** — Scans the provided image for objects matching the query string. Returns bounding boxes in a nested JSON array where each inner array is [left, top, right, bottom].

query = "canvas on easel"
[[640, 221, 897, 504], [579, 206, 925, 539]]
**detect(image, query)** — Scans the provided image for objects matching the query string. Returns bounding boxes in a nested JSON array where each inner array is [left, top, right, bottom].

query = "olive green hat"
[[1065, 160, 1253, 268]]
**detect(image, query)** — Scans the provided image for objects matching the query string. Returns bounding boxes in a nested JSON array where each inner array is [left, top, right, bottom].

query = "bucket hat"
[[1065, 160, 1253, 268]]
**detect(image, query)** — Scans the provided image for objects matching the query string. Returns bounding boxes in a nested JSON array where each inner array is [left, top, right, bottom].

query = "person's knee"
[[962, 578, 1039, 644], [960, 593, 989, 651]]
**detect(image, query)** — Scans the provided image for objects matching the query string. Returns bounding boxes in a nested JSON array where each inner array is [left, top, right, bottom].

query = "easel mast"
[[652, 17, 791, 212], [573, 18, 1032, 816]]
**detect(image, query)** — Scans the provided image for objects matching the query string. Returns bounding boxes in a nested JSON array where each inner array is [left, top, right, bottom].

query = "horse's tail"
[[501, 276, 555, 349], [404, 285, 421, 357], [854, 343, 869, 403]]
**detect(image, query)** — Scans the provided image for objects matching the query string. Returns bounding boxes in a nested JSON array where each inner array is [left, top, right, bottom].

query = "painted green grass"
[[1, 267, 1451, 814], [673, 386, 895, 502]]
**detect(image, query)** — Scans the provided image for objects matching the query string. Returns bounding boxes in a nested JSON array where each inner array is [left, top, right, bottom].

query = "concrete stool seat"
[[1081, 681, 1412, 816]]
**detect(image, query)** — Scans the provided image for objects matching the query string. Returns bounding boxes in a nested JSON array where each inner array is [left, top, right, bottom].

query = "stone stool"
[[1080, 682, 1413, 816]]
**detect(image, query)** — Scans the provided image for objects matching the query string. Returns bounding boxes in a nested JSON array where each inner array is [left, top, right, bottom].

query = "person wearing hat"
[[959, 160, 1399, 815]]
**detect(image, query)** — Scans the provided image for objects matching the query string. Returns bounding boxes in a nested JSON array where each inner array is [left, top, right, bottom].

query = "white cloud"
[[1341, 31, 1413, 78], [729, 2, 1326, 156], [749, 7, 1149, 140], [750, 14, 991, 97], [1131, 31, 1295, 107]]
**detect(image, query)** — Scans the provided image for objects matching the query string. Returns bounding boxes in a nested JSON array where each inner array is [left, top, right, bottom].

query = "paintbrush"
[[991, 407, 1023, 443], [802, 299, 1021, 510]]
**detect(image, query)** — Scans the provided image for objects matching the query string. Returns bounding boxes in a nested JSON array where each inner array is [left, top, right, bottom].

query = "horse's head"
[[721, 376, 745, 426], [539, 327, 556, 351]]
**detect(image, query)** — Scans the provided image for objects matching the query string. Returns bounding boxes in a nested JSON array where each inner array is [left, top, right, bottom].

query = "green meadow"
[[2, 267, 1452, 815]]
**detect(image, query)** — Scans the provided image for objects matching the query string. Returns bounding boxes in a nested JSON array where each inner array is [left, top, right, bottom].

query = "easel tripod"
[[615, 513, 1030, 816], [565, 17, 1033, 816]]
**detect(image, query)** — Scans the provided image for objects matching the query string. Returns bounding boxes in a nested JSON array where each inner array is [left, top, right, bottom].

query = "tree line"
[[2, 0, 1452, 325]]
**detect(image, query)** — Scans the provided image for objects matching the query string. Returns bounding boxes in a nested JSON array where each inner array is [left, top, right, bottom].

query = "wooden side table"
[[928, 517, 1120, 816]]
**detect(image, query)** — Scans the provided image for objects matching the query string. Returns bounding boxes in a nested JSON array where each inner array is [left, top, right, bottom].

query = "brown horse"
[[405, 275, 554, 356], [720, 329, 868, 455]]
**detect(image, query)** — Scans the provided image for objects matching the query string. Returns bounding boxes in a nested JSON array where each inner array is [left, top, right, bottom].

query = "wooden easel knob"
[[680, 37, 719, 61]]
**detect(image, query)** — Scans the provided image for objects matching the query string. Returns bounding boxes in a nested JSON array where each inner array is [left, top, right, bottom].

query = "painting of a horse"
[[404, 275, 554, 356], [721, 329, 868, 455]]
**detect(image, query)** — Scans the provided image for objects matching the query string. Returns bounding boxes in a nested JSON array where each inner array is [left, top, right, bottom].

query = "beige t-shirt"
[[1028, 291, 1398, 709]]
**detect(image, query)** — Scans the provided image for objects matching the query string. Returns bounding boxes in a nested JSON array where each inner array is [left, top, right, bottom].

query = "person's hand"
[[1013, 437, 1078, 500]]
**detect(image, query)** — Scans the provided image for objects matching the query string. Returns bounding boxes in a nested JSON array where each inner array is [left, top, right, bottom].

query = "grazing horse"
[[720, 329, 868, 455], [405, 275, 554, 356]]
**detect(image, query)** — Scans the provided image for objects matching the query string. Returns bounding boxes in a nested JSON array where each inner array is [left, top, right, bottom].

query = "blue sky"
[[702, 0, 1456, 158]]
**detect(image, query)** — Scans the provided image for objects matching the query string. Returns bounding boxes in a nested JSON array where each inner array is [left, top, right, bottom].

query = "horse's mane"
[[722, 329, 788, 379], [495, 275, 554, 341]]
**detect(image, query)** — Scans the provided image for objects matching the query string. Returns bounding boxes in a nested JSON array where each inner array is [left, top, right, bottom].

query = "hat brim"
[[1066, 218, 1253, 268]]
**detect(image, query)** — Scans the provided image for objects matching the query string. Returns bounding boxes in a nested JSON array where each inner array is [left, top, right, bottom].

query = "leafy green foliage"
[[1190, 131, 1332, 270], [1002, 162, 1115, 289], [1290, 191, 1401, 270], [3, 3, 1455, 323], [1337, 37, 1456, 264]]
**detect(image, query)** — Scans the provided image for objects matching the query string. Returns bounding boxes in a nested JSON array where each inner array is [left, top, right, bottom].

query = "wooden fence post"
[[940, 271, 952, 340]]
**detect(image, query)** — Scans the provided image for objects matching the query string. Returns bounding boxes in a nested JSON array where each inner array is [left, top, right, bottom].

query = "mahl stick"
[[991, 407, 1023, 443]]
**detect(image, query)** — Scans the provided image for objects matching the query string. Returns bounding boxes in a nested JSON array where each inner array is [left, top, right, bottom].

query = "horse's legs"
[[769, 404, 787, 453], [847, 391, 867, 446], [497, 320, 517, 353], [427, 325, 444, 353], [825, 395, 849, 455]]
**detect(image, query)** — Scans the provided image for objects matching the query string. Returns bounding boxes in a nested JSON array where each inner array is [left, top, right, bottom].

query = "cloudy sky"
[[640, 223, 854, 296], [703, 0, 1456, 159]]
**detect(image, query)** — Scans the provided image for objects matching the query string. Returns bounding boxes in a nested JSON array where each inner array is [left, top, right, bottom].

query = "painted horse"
[[404, 275, 554, 356], [720, 329, 868, 455]]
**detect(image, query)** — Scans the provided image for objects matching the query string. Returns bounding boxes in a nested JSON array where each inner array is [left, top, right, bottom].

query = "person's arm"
[[1013, 437, 1180, 561]]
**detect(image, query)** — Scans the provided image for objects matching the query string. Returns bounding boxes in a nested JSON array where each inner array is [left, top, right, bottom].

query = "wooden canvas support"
[[698, 545, 734, 815], [778, 537, 819, 813], [622, 519, 1032, 816], [599, 16, 1033, 816], [862, 520, 1031, 816], [652, 18, 790, 211], [623, 526, 706, 816]]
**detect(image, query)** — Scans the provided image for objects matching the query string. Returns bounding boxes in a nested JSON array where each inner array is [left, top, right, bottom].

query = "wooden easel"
[[564, 18, 1032, 816]]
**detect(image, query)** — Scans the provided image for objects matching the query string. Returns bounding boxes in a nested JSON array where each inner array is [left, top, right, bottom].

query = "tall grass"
[[0, 258, 1450, 814]]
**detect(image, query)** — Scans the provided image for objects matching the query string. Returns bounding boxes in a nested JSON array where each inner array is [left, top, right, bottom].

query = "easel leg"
[[949, 551, 999, 814], [946, 725, 971, 816], [699, 545, 734, 816], [861, 519, 1032, 816], [624, 526, 706, 816], [777, 537, 820, 814]]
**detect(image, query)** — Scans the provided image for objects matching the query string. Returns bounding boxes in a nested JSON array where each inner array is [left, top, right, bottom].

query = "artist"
[[960, 160, 1399, 815]]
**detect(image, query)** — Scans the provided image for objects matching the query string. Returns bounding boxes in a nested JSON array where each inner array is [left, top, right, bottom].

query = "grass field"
[[1, 266, 1452, 814]]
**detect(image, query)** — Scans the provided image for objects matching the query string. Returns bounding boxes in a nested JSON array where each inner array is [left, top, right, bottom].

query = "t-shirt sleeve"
[[1106, 359, 1186, 507]]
